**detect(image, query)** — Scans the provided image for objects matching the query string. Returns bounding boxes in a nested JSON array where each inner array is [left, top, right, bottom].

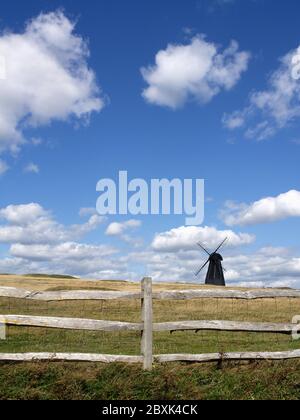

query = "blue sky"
[[0, 0, 300, 287]]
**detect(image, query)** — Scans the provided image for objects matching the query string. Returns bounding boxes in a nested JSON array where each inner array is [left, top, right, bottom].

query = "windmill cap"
[[210, 253, 223, 261]]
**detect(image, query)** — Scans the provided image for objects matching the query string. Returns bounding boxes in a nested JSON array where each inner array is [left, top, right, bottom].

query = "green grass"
[[1, 360, 300, 400]]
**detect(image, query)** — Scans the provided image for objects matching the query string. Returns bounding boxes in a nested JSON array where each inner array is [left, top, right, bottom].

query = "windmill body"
[[205, 253, 225, 286], [195, 238, 227, 287]]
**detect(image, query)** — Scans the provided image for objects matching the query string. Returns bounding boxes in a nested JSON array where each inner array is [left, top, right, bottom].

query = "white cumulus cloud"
[[0, 202, 129, 279], [106, 219, 141, 237], [5, 242, 126, 279], [152, 225, 255, 252], [221, 190, 300, 226], [0, 10, 105, 155], [223, 46, 300, 140], [128, 245, 300, 288], [0, 203, 104, 244], [141, 36, 250, 109], [79, 207, 97, 217], [105, 219, 142, 247]]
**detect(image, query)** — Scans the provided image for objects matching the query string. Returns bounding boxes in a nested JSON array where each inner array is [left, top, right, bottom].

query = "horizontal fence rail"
[[0, 287, 141, 301], [0, 315, 142, 332], [0, 350, 300, 363], [1, 286, 300, 301], [154, 289, 300, 300], [0, 315, 297, 335], [155, 350, 300, 363], [0, 353, 143, 363], [1, 278, 300, 370], [153, 320, 296, 334]]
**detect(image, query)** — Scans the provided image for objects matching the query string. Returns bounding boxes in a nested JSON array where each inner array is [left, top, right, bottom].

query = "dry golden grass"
[[0, 274, 299, 356], [0, 274, 258, 292]]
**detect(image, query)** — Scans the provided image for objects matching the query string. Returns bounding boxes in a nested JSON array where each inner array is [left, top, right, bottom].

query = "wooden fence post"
[[0, 316, 6, 341], [141, 277, 153, 371]]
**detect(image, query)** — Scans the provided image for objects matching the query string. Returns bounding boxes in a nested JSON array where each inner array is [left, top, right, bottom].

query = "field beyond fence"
[[0, 275, 300, 371]]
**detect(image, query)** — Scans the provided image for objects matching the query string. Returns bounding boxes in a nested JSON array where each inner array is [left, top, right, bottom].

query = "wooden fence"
[[0, 277, 300, 370]]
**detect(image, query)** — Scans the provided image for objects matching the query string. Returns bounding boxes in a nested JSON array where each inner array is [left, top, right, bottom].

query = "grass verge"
[[0, 360, 300, 400]]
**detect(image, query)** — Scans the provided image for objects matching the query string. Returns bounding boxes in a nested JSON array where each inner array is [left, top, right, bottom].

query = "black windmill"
[[195, 238, 227, 286]]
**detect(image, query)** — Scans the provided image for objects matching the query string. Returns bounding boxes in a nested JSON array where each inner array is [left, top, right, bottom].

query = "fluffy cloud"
[[128, 246, 300, 288], [151, 225, 255, 252], [106, 220, 141, 236], [106, 219, 142, 247], [0, 10, 104, 155], [0, 203, 132, 279], [221, 190, 300, 226], [0, 203, 46, 225], [1, 202, 298, 286], [223, 46, 300, 140], [225, 247, 300, 288], [0, 203, 104, 244], [79, 207, 97, 217], [3, 242, 127, 279], [10, 242, 116, 261], [141, 36, 250, 109]]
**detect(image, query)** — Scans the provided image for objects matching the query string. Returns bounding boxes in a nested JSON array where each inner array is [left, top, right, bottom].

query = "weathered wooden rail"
[[0, 315, 296, 335], [1, 278, 300, 370], [1, 350, 300, 363], [0, 353, 143, 363], [0, 315, 142, 332], [1, 286, 300, 301], [155, 350, 300, 363]]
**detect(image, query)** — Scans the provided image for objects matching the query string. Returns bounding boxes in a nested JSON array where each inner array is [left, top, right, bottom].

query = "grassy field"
[[0, 274, 300, 400], [1, 360, 300, 400]]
